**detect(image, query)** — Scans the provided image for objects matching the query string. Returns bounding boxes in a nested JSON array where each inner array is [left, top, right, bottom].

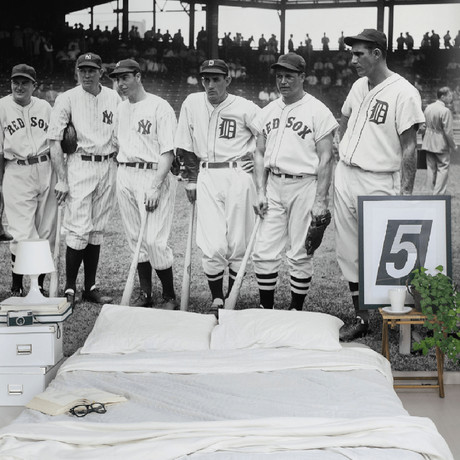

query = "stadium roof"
[[55, 0, 460, 15]]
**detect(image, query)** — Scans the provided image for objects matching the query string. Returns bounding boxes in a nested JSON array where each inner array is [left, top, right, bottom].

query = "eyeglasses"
[[69, 402, 107, 417]]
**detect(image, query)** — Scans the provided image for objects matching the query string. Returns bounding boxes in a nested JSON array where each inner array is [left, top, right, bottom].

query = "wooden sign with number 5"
[[358, 196, 451, 309]]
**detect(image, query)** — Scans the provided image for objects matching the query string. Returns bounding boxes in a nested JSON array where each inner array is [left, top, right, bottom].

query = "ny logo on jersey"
[[138, 119, 152, 135], [369, 99, 388, 125], [218, 118, 236, 139], [102, 110, 114, 125]]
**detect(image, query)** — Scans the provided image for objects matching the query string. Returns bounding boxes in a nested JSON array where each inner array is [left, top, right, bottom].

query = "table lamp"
[[13, 239, 55, 305]]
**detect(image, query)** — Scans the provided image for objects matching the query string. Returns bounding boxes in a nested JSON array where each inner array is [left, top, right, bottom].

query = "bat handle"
[[225, 215, 261, 310], [180, 202, 195, 311]]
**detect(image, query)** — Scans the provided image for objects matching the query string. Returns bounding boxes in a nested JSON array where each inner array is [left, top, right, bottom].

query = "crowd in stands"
[[1, 22, 459, 116]]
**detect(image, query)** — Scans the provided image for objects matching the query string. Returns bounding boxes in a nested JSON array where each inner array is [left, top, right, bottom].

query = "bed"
[[0, 305, 453, 459]]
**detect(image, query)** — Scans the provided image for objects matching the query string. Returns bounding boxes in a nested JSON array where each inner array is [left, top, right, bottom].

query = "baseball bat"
[[180, 202, 196, 311], [49, 206, 63, 298], [225, 216, 261, 310], [121, 212, 148, 306]]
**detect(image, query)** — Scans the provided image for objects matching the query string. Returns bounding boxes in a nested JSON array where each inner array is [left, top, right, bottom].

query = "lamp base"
[[22, 275, 49, 305]]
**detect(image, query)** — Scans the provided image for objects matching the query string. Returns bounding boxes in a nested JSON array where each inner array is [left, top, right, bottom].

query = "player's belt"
[[16, 153, 50, 166], [81, 153, 115, 162], [201, 161, 238, 169], [119, 162, 158, 170], [271, 171, 306, 179]]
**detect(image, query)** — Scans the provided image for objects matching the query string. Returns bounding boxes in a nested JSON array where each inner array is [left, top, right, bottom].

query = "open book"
[[26, 388, 127, 416]]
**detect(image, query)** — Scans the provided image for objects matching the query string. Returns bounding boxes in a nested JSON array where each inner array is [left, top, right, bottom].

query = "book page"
[[26, 388, 127, 416]]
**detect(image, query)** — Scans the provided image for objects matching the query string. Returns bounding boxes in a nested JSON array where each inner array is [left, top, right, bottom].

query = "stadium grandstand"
[[1, 0, 459, 143]]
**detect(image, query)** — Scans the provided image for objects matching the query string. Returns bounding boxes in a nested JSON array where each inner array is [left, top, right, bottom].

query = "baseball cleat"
[[0, 232, 13, 242], [132, 290, 153, 308], [339, 317, 369, 342], [82, 287, 113, 304], [209, 298, 224, 318], [65, 288, 76, 307], [10, 287, 24, 297], [156, 296, 178, 310]]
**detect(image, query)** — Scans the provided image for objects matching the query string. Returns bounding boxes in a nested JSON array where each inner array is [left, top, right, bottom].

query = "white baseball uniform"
[[0, 94, 57, 255], [175, 92, 260, 278], [116, 93, 177, 270], [48, 85, 121, 250], [251, 93, 338, 296], [335, 73, 424, 282]]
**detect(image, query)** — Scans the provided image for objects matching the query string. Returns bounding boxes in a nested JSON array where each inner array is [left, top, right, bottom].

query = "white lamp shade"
[[13, 239, 55, 275]]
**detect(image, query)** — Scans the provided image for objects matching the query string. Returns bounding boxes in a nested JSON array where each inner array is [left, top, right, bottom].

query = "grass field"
[[1, 160, 459, 372]]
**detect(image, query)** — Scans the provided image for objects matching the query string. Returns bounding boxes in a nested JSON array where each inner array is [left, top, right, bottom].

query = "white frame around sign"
[[358, 195, 451, 309]]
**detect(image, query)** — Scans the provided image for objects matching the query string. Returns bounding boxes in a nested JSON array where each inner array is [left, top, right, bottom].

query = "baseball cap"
[[11, 64, 36, 82], [271, 53, 306, 73], [199, 59, 229, 76], [76, 52, 102, 69], [344, 29, 387, 50], [109, 59, 141, 77]]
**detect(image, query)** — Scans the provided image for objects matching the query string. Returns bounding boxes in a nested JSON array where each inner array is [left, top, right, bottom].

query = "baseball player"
[[335, 29, 424, 341], [0, 64, 57, 296], [48, 52, 121, 306], [421, 87, 458, 195], [252, 53, 338, 311], [110, 59, 178, 309], [175, 59, 260, 312]]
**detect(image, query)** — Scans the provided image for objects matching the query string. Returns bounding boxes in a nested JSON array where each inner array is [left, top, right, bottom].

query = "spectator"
[[258, 34, 267, 52], [454, 30, 460, 48], [258, 86, 270, 105], [405, 32, 414, 50], [396, 33, 405, 52], [421, 32, 430, 49], [444, 30, 452, 49], [288, 34, 294, 52], [43, 38, 54, 74], [338, 31, 345, 51], [421, 87, 458, 195], [321, 33, 330, 52], [269, 87, 279, 101], [430, 30, 440, 49], [267, 34, 278, 53], [186, 73, 198, 86]]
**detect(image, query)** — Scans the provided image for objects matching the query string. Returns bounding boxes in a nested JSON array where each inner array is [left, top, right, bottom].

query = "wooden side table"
[[379, 308, 445, 398]]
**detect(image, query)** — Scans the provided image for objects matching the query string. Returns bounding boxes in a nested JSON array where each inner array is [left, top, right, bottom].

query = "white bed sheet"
[[0, 346, 453, 460]]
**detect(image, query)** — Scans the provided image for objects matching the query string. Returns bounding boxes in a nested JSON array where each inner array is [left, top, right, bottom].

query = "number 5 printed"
[[376, 220, 432, 285]]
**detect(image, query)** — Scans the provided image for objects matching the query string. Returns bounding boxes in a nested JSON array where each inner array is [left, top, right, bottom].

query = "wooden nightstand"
[[379, 308, 444, 398]]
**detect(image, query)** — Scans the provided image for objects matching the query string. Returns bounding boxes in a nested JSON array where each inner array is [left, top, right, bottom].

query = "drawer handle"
[[8, 384, 23, 395], [17, 344, 32, 355]]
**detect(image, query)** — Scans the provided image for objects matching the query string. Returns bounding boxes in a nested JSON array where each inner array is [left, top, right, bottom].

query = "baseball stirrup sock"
[[290, 276, 311, 310], [137, 261, 152, 294], [256, 272, 278, 309], [226, 268, 237, 297], [11, 254, 23, 291], [206, 271, 224, 300], [156, 267, 176, 299], [83, 244, 101, 292], [65, 246, 85, 291], [349, 281, 369, 322]]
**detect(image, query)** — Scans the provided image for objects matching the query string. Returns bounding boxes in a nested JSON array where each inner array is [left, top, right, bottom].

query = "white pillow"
[[211, 309, 343, 351], [81, 305, 217, 354]]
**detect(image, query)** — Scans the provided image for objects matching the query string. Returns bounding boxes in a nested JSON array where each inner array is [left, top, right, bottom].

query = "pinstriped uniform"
[[48, 85, 121, 250], [0, 95, 57, 255], [116, 94, 177, 269], [175, 93, 260, 277]]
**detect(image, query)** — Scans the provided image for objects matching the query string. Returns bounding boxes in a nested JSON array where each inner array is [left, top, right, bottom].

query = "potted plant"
[[409, 265, 460, 363]]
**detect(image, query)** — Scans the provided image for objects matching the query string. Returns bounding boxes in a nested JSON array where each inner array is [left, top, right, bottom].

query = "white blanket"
[[0, 416, 452, 460], [0, 347, 453, 459]]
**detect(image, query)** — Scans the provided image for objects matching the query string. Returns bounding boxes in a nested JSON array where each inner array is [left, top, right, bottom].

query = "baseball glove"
[[305, 210, 332, 256], [61, 121, 77, 154]]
